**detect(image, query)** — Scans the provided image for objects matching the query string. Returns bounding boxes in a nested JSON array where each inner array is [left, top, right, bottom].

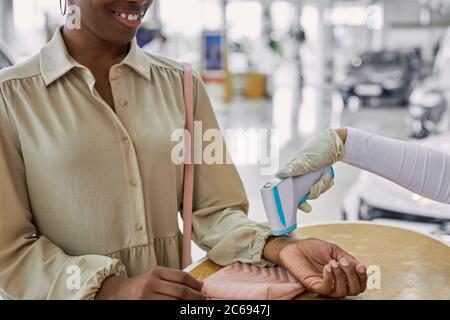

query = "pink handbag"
[[181, 65, 305, 300], [201, 262, 304, 300]]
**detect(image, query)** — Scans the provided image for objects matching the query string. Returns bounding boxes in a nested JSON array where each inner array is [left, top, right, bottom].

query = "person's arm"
[[189, 74, 274, 267], [277, 127, 450, 207], [343, 127, 450, 204], [0, 91, 127, 299]]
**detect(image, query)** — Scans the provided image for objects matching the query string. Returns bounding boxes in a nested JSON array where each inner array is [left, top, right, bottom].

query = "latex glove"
[[276, 128, 345, 213]]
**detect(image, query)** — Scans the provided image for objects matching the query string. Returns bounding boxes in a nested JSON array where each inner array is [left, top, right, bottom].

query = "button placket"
[[109, 76, 150, 244], [123, 145, 146, 237]]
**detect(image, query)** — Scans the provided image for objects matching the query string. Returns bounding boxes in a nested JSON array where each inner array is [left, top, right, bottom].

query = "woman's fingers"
[[157, 279, 208, 300], [303, 262, 334, 296], [320, 263, 334, 296], [338, 258, 361, 296], [310, 260, 364, 299], [156, 266, 204, 292], [151, 267, 207, 300], [329, 260, 347, 298], [339, 254, 368, 292], [321, 259, 367, 299], [331, 247, 368, 294], [356, 264, 368, 292]]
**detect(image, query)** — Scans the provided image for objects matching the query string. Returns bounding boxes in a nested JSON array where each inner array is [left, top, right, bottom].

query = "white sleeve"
[[343, 127, 450, 204]]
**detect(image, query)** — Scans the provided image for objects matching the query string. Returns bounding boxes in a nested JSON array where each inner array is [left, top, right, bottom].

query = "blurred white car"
[[408, 77, 448, 139], [342, 133, 450, 243], [406, 27, 450, 140]]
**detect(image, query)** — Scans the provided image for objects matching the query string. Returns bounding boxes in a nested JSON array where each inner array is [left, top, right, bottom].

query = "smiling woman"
[[0, 0, 280, 300], [0, 0, 368, 301]]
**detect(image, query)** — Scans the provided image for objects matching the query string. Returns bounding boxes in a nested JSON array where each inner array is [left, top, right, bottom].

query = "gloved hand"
[[276, 128, 345, 213]]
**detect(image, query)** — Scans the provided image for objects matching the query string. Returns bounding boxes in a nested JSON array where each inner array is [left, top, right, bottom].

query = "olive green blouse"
[[0, 27, 272, 300]]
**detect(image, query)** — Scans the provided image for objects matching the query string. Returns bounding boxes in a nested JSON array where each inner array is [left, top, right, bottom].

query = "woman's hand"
[[263, 236, 367, 298], [95, 266, 207, 300], [276, 128, 347, 213]]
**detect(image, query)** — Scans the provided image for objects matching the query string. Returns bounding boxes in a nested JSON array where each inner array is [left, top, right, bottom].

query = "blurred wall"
[[0, 0, 14, 44], [383, 0, 448, 60]]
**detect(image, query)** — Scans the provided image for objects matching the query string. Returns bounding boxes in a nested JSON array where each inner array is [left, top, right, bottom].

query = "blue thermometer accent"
[[272, 224, 297, 236], [273, 186, 286, 227], [299, 194, 308, 205]]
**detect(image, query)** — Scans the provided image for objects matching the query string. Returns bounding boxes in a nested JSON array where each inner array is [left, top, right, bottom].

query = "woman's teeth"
[[113, 11, 141, 21]]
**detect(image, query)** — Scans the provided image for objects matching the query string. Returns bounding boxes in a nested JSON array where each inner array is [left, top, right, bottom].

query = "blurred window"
[[13, 0, 62, 31], [160, 0, 202, 36], [226, 1, 262, 41], [12, 0, 63, 57], [329, 6, 367, 26], [329, 4, 383, 29], [160, 0, 222, 36], [271, 1, 296, 35]]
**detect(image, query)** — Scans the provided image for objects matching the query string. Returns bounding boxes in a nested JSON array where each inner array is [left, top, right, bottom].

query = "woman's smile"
[[64, 0, 153, 45], [111, 9, 145, 29]]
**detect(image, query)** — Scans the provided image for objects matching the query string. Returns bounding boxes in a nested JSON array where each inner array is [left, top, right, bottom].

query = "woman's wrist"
[[335, 128, 348, 144], [262, 236, 295, 265], [95, 275, 129, 300]]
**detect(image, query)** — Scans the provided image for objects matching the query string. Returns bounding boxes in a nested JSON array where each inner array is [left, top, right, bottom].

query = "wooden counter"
[[189, 223, 450, 299]]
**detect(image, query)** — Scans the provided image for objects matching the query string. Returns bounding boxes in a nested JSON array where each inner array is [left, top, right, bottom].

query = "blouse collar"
[[40, 26, 151, 86]]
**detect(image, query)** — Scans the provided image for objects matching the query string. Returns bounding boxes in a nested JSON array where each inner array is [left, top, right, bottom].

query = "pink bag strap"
[[181, 63, 194, 269]]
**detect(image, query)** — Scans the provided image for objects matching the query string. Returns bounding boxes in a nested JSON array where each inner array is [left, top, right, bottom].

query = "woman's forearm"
[[341, 127, 450, 205]]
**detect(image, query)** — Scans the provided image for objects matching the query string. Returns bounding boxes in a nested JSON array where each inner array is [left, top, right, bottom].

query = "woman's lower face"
[[68, 0, 153, 44]]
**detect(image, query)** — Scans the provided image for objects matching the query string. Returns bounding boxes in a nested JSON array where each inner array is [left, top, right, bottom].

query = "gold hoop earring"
[[60, 0, 67, 16]]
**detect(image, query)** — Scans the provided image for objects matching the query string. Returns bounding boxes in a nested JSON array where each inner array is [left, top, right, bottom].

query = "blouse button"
[[135, 223, 144, 231], [120, 99, 128, 107], [130, 179, 138, 187], [123, 137, 130, 144]]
